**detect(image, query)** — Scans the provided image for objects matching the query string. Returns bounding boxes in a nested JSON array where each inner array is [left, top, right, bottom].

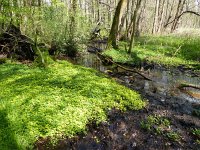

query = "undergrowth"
[[0, 61, 145, 149], [191, 128, 200, 144], [141, 115, 181, 142], [0, 57, 7, 64], [103, 36, 200, 70]]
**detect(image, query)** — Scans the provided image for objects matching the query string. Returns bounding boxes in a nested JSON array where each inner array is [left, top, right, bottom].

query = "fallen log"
[[178, 83, 200, 99], [178, 83, 200, 90], [96, 51, 152, 81]]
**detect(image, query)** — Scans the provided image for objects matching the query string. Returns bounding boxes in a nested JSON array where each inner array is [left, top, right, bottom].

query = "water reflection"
[[76, 52, 107, 72]]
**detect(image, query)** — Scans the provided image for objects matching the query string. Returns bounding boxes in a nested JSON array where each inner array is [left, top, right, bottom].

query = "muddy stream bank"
[[37, 45, 200, 150], [74, 50, 200, 111]]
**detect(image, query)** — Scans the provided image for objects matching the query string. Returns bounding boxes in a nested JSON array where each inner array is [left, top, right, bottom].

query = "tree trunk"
[[152, 0, 160, 34], [135, 0, 146, 37], [128, 0, 142, 54], [157, 0, 166, 33], [69, 0, 78, 39], [171, 0, 186, 32], [107, 0, 127, 49]]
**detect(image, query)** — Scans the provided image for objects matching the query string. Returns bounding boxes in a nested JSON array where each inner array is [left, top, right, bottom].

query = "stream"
[[71, 46, 200, 116], [40, 45, 200, 150]]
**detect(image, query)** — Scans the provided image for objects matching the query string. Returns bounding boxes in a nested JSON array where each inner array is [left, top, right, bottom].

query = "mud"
[[36, 104, 200, 150]]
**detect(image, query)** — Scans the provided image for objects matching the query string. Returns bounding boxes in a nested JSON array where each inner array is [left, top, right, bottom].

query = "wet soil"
[[36, 49, 200, 150], [36, 103, 200, 150]]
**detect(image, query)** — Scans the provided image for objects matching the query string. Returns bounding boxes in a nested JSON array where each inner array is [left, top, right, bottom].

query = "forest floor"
[[45, 36, 200, 150], [45, 64, 200, 150], [0, 61, 145, 150], [0, 36, 200, 150], [52, 104, 200, 150]]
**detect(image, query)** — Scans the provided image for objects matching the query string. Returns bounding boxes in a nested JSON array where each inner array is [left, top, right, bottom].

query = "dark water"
[[74, 50, 200, 104]]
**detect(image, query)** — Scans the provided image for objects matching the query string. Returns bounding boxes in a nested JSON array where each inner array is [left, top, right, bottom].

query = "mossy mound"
[[0, 61, 145, 149]]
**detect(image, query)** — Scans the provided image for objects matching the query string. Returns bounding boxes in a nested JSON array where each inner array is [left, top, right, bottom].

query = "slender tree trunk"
[[163, 0, 174, 28], [126, 1, 136, 39], [96, 0, 101, 22], [157, 0, 166, 33], [125, 0, 130, 39], [0, 0, 4, 30], [107, 0, 127, 49], [135, 0, 146, 37], [118, 13, 127, 40], [69, 0, 78, 39], [171, 0, 186, 32], [152, 0, 160, 34], [138, 0, 146, 34], [128, 0, 142, 54]]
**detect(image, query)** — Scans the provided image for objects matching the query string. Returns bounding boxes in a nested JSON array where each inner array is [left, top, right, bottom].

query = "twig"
[[164, 10, 200, 28], [173, 45, 182, 57]]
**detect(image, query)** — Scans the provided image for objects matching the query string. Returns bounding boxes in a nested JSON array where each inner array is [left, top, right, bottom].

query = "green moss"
[[0, 61, 145, 149], [103, 36, 200, 70]]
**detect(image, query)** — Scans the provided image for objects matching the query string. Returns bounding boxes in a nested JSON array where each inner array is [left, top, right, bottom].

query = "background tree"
[[0, 0, 200, 60], [107, 0, 127, 49], [128, 0, 142, 54]]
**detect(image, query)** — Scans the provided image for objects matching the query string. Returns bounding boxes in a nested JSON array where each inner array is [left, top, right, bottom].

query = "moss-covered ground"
[[0, 61, 145, 149], [103, 36, 200, 70]]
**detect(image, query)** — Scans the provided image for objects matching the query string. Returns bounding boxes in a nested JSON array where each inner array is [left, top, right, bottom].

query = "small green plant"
[[62, 39, 79, 57], [0, 57, 7, 64], [34, 47, 54, 67], [192, 128, 200, 138], [140, 115, 170, 133], [166, 132, 181, 142], [141, 115, 181, 142], [192, 128, 200, 144], [196, 139, 200, 144], [140, 120, 151, 131]]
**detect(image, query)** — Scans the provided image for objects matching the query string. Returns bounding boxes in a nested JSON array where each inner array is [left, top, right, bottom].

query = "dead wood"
[[0, 24, 36, 60], [178, 83, 200, 90], [96, 51, 152, 81]]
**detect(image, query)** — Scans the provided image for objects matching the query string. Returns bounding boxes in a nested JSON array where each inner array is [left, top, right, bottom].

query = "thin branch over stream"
[[96, 51, 152, 81], [178, 83, 200, 90]]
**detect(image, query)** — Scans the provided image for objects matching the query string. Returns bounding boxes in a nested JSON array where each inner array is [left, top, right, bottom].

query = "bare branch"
[[99, 1, 113, 8], [164, 10, 200, 27]]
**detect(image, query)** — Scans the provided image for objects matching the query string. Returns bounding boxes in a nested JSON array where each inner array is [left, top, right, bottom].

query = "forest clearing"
[[0, 0, 200, 149]]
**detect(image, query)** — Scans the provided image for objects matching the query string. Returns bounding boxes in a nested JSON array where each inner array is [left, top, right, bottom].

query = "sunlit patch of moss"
[[0, 61, 145, 149], [103, 36, 200, 70]]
